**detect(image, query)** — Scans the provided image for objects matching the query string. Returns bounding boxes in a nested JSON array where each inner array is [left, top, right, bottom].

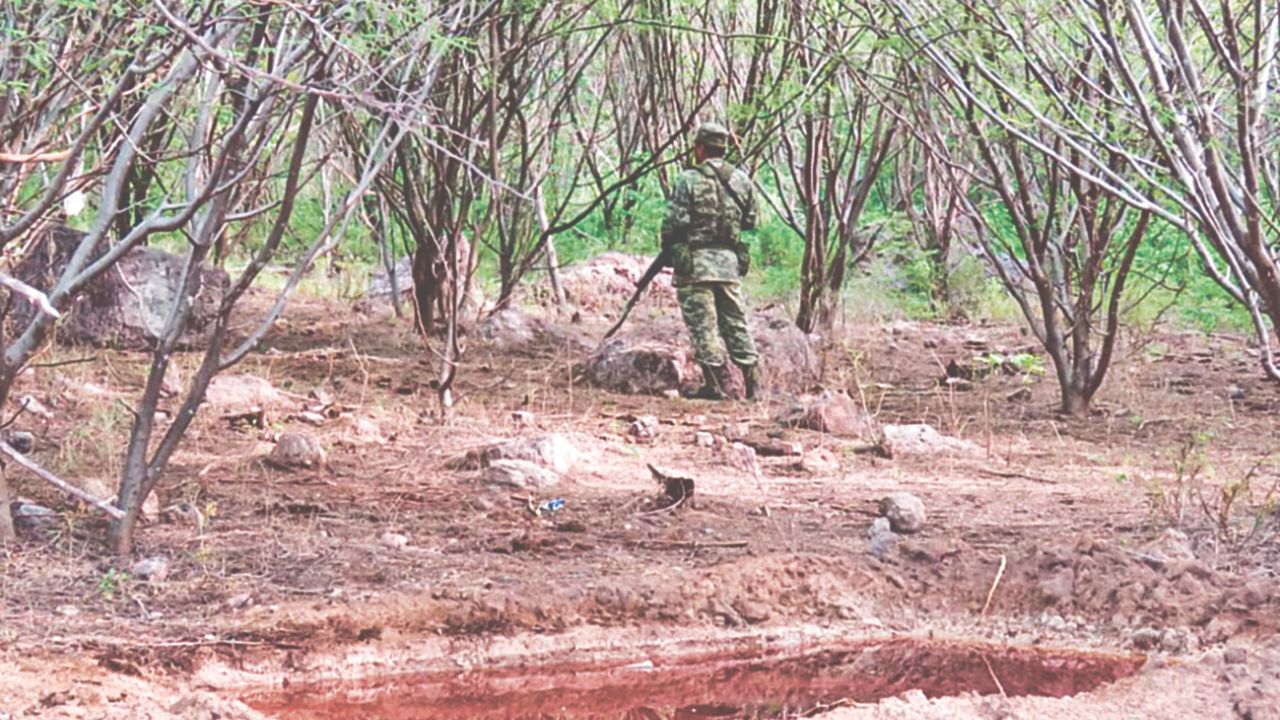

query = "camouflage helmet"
[[694, 121, 730, 149]]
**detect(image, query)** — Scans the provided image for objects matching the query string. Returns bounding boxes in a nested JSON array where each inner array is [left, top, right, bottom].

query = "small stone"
[[1160, 629, 1195, 654], [11, 501, 57, 531], [206, 374, 284, 413], [722, 423, 749, 441], [56, 604, 80, 617], [878, 492, 926, 534], [129, 555, 170, 582], [868, 517, 897, 557], [225, 593, 253, 609], [694, 431, 715, 448], [728, 442, 761, 478], [346, 416, 386, 443], [1130, 627, 1162, 650], [480, 459, 560, 492], [160, 376, 183, 398], [1226, 384, 1247, 400], [379, 531, 409, 550], [4, 431, 34, 454], [733, 599, 772, 624], [797, 447, 840, 475], [511, 411, 534, 425], [142, 492, 160, 519], [481, 434, 579, 475], [1007, 387, 1032, 403], [17, 395, 52, 419], [1045, 615, 1068, 631], [629, 416, 660, 441], [1224, 646, 1248, 665], [295, 411, 327, 426], [267, 433, 326, 470], [1143, 528, 1196, 563]]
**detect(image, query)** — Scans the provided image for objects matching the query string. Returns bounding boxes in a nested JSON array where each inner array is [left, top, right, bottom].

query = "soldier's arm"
[[661, 173, 693, 249]]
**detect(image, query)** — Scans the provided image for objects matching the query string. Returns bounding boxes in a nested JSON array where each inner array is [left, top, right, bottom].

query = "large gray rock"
[[879, 492, 927, 534], [578, 323, 700, 396], [476, 308, 547, 349], [480, 434, 579, 475], [481, 459, 561, 492], [16, 227, 228, 350], [579, 311, 817, 397], [881, 424, 981, 456]]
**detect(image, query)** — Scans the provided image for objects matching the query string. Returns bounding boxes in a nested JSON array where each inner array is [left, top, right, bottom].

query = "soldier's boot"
[[684, 363, 727, 401], [736, 362, 760, 401]]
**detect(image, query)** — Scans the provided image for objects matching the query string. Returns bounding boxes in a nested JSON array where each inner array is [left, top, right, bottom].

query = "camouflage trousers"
[[676, 282, 759, 367]]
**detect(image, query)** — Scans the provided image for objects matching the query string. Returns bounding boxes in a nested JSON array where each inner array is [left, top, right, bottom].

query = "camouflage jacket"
[[660, 159, 757, 286]]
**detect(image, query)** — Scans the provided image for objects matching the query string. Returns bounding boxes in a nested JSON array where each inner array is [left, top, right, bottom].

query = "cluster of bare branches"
[[864, 0, 1280, 412]]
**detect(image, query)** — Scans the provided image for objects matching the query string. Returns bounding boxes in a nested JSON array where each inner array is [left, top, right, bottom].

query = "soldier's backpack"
[[700, 161, 753, 276]]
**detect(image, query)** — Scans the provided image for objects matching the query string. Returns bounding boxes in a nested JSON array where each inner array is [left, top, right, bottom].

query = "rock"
[[480, 434, 579, 475], [777, 390, 877, 437], [1142, 528, 1197, 566], [345, 416, 386, 444], [366, 255, 414, 299], [1224, 646, 1248, 665], [1038, 567, 1076, 605], [475, 309, 546, 350], [1160, 628, 1195, 654], [129, 555, 170, 582], [694, 432, 715, 448], [1130, 627, 1162, 650], [11, 501, 57, 532], [578, 325, 700, 396], [878, 492, 926, 534], [797, 447, 840, 475], [579, 311, 816, 397], [205, 374, 284, 413], [881, 424, 980, 456], [733, 599, 773, 624], [3, 430, 34, 454], [629, 416, 660, 442], [868, 517, 897, 558], [17, 228, 228, 350], [267, 433, 326, 470], [16, 395, 52, 419], [728, 442, 761, 478], [481, 459, 560, 491], [295, 411, 327, 426], [379, 531, 409, 550]]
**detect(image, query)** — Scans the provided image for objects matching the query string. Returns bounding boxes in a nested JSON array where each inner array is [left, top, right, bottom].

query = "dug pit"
[[244, 637, 1144, 719]]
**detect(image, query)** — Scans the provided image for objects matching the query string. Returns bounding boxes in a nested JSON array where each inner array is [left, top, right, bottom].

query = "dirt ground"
[[1, 281, 1279, 719]]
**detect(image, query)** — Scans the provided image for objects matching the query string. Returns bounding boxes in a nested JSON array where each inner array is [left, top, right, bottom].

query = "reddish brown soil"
[[244, 638, 1145, 719], [0, 289, 1278, 718]]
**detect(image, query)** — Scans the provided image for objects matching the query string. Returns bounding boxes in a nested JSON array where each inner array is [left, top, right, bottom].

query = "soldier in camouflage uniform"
[[661, 122, 760, 400]]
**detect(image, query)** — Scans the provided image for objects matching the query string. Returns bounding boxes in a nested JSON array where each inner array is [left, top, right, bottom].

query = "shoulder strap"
[[705, 161, 750, 219]]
